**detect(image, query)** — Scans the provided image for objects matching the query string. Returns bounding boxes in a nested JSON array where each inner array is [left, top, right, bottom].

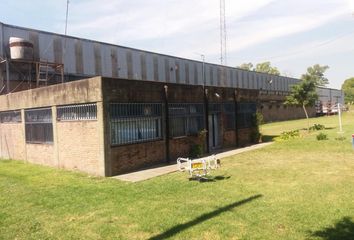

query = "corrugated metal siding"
[[0, 23, 3, 57], [82, 41, 95, 76], [101, 44, 111, 77], [118, 48, 128, 79], [0, 22, 309, 92], [316, 88, 344, 105], [184, 61, 189, 84], [145, 53, 153, 81]]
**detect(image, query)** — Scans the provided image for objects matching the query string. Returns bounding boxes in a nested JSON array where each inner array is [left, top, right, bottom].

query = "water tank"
[[9, 37, 34, 60]]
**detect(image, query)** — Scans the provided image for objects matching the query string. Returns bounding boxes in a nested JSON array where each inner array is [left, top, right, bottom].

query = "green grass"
[[1, 112, 354, 239]]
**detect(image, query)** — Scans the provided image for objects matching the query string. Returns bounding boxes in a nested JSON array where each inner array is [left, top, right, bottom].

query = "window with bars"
[[237, 102, 257, 129], [222, 102, 236, 130], [208, 103, 222, 113], [110, 103, 162, 145], [57, 103, 97, 121], [0, 110, 21, 123], [169, 103, 204, 137], [25, 108, 53, 143]]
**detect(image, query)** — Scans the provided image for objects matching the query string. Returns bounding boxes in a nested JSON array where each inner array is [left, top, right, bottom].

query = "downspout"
[[0, 22, 6, 92], [5, 59, 9, 93], [164, 85, 170, 163], [234, 89, 239, 147], [0, 22, 4, 59], [204, 87, 210, 153]]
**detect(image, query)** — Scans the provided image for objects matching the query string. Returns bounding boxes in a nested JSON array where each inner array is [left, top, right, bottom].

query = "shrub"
[[309, 124, 325, 131], [189, 144, 203, 158], [316, 132, 328, 141], [189, 129, 207, 158], [335, 136, 346, 141], [250, 111, 264, 143], [277, 130, 300, 141]]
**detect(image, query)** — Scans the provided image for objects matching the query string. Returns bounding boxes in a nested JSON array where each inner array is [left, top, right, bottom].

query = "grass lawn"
[[1, 111, 354, 239]]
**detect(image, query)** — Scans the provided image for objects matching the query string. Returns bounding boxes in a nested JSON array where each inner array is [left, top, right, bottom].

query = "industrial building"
[[0, 22, 344, 176]]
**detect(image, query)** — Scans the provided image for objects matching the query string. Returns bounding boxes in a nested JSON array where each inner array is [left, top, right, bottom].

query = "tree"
[[238, 61, 280, 75], [341, 77, 354, 104], [254, 62, 280, 75], [238, 62, 253, 71], [301, 64, 329, 86], [285, 77, 318, 130]]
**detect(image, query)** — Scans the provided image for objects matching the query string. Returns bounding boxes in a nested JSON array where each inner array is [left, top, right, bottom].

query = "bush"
[[277, 130, 300, 141], [250, 111, 264, 143], [189, 144, 203, 158], [309, 124, 325, 131], [316, 132, 328, 141], [189, 129, 207, 158], [335, 136, 346, 141]]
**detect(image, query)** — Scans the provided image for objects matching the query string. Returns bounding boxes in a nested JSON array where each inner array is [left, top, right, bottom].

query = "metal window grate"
[[25, 108, 53, 143], [57, 103, 97, 121], [222, 102, 236, 130], [110, 103, 163, 145], [237, 102, 257, 129], [169, 103, 204, 137], [0, 110, 21, 123], [208, 103, 222, 113]]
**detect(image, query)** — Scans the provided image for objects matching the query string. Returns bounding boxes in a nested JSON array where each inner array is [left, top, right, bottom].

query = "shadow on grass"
[[188, 175, 231, 183], [262, 135, 278, 142], [310, 217, 354, 240], [149, 194, 263, 240]]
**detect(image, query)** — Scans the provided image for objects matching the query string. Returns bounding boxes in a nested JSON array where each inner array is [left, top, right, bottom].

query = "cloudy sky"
[[2, 0, 354, 88]]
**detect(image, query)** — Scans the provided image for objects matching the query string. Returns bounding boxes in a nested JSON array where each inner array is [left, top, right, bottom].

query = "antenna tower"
[[219, 0, 227, 65], [65, 0, 70, 35]]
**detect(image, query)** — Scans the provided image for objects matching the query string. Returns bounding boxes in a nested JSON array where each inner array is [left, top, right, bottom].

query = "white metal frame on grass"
[[177, 155, 220, 179]]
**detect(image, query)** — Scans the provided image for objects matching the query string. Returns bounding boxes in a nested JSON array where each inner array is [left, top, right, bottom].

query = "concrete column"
[[52, 106, 60, 168], [21, 109, 28, 162], [97, 101, 108, 176]]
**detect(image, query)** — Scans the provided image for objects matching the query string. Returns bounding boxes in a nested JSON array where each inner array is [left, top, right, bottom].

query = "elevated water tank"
[[9, 37, 34, 60]]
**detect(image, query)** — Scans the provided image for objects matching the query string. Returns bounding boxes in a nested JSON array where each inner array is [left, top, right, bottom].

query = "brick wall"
[[110, 140, 165, 175], [56, 121, 102, 176], [260, 102, 316, 122], [169, 136, 200, 161], [238, 128, 252, 146], [223, 130, 236, 148], [102, 78, 259, 175], [0, 78, 105, 176], [0, 123, 25, 160], [26, 144, 55, 166]]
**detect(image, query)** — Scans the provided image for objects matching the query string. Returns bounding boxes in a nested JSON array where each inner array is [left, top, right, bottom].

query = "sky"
[[1, 0, 354, 89]]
